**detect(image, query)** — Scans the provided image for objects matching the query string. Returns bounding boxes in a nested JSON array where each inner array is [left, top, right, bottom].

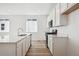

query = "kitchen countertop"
[[0, 33, 31, 43], [48, 34, 68, 38]]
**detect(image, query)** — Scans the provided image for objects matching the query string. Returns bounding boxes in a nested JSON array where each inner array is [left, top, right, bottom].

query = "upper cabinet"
[[47, 3, 79, 27], [55, 4, 67, 26], [50, 8, 56, 27], [47, 7, 56, 27], [55, 4, 60, 26], [47, 3, 68, 27]]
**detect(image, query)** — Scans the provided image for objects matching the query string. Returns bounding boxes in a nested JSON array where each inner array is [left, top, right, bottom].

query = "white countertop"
[[0, 33, 31, 43], [48, 34, 68, 38]]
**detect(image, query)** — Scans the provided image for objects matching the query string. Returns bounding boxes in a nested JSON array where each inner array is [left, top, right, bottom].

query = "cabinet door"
[[54, 38, 67, 56], [50, 37, 54, 55], [23, 39, 26, 56], [55, 3, 67, 26], [60, 3, 68, 13], [17, 46, 22, 56], [28, 35, 31, 47], [28, 35, 30, 47], [27, 36, 30, 48], [52, 8, 56, 26], [48, 35, 53, 54], [17, 41, 23, 56], [55, 4, 60, 26], [26, 36, 29, 53], [25, 37, 28, 53], [48, 35, 51, 49]]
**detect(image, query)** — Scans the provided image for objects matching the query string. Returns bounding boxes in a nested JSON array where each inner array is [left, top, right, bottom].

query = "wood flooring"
[[26, 40, 52, 56]]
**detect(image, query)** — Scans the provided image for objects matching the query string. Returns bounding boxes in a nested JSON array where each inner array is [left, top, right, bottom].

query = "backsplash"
[[50, 27, 68, 37]]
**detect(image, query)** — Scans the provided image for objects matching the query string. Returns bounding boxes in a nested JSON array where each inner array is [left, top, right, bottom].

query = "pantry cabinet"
[[48, 35, 68, 56]]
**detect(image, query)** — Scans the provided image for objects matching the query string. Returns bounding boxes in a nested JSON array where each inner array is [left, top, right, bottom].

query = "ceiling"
[[0, 3, 56, 15]]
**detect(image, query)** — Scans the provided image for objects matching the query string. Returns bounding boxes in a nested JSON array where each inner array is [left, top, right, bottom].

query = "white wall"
[[0, 15, 47, 41], [0, 15, 26, 40], [50, 9, 79, 55]]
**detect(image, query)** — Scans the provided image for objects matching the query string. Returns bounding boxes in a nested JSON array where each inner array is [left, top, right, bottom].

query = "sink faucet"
[[17, 28, 23, 36]]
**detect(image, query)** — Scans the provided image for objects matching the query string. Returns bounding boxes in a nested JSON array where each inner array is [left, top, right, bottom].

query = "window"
[[26, 19, 37, 32], [0, 19, 9, 32]]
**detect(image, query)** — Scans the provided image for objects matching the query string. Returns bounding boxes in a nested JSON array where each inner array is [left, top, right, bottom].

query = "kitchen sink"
[[18, 34, 27, 36]]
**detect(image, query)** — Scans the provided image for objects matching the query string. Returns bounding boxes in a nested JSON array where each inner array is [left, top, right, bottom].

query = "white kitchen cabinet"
[[51, 8, 56, 27], [25, 37, 28, 53], [55, 4, 67, 26], [48, 35, 51, 50], [55, 4, 60, 26], [22, 38, 26, 56], [47, 7, 56, 27], [0, 34, 32, 56], [48, 35, 68, 56], [48, 35, 54, 55], [18, 34, 31, 56], [17, 45, 22, 56], [17, 40, 23, 56], [53, 37, 67, 56], [60, 3, 68, 14], [0, 44, 16, 56]]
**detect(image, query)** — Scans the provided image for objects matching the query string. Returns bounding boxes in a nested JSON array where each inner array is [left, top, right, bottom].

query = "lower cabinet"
[[48, 35, 68, 56], [17, 41, 23, 56], [17, 34, 31, 56], [23, 38, 26, 56], [0, 34, 32, 56], [48, 35, 53, 54]]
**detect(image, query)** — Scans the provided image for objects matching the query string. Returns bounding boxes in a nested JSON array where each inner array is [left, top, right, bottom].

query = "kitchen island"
[[0, 34, 32, 56]]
